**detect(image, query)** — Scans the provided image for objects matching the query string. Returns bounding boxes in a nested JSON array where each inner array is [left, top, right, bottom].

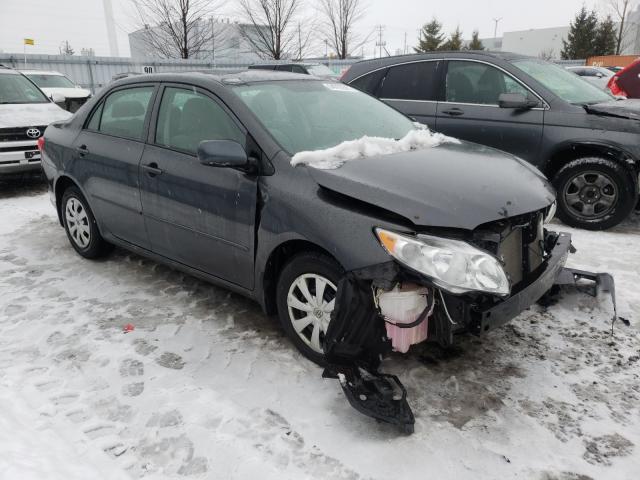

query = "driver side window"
[[155, 87, 244, 155], [446, 61, 530, 105]]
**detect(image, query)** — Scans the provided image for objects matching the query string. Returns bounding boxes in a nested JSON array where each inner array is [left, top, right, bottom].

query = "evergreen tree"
[[561, 7, 598, 59], [414, 18, 445, 52], [441, 26, 463, 51], [593, 15, 617, 56], [467, 30, 484, 50]]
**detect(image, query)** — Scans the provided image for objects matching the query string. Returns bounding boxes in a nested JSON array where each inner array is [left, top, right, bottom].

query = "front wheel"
[[552, 157, 638, 230], [276, 252, 343, 366]]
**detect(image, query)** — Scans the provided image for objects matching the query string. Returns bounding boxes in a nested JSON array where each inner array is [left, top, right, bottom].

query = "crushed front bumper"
[[475, 231, 571, 335], [323, 231, 619, 434]]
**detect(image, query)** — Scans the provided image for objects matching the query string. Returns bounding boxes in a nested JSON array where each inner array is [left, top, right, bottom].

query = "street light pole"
[[493, 17, 503, 39]]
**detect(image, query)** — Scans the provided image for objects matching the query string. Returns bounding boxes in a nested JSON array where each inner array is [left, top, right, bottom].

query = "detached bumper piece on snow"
[[323, 232, 619, 434]]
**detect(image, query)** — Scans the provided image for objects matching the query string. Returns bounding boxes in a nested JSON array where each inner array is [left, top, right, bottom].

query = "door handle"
[[441, 108, 464, 116], [76, 144, 89, 157], [142, 162, 163, 177]]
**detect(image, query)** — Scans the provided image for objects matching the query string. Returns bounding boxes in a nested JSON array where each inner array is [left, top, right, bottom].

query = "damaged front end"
[[322, 212, 618, 434]]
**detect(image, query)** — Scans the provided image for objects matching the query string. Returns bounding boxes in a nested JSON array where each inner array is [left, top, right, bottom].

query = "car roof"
[[251, 62, 321, 67], [0, 65, 20, 75], [342, 51, 533, 81], [20, 70, 66, 76], [115, 69, 323, 87]]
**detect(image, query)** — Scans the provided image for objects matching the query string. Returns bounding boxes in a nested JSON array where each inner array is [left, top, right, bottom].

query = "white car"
[[0, 66, 71, 175], [21, 70, 91, 112], [566, 66, 614, 90]]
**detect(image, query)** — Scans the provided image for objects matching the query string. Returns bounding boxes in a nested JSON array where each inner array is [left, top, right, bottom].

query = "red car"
[[607, 58, 640, 97]]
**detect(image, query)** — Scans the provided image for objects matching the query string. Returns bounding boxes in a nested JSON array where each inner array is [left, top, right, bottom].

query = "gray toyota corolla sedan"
[[40, 70, 613, 432]]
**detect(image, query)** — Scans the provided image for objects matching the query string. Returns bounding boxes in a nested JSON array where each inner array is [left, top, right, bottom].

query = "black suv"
[[341, 52, 640, 230]]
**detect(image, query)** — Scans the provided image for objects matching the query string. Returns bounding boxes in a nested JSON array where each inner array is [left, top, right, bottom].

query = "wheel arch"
[[54, 175, 81, 226], [544, 141, 639, 184], [260, 239, 342, 315]]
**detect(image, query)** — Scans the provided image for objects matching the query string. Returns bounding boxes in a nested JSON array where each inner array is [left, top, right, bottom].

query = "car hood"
[[40, 87, 92, 99], [0, 102, 72, 129], [585, 99, 640, 121], [306, 141, 556, 230]]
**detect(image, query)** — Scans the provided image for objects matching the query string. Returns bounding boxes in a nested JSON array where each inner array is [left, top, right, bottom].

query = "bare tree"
[[319, 0, 367, 59], [131, 0, 224, 59], [237, 0, 302, 59], [606, 0, 637, 54]]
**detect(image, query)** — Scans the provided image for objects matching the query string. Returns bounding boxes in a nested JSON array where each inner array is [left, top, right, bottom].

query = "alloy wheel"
[[563, 170, 618, 220], [65, 197, 91, 249], [286, 273, 337, 354]]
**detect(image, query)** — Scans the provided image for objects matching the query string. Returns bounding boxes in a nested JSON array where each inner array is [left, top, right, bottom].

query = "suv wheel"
[[552, 157, 638, 230], [61, 186, 112, 258], [276, 252, 342, 365]]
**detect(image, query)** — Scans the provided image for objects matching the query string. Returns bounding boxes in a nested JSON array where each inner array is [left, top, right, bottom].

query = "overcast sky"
[[0, 0, 614, 58]]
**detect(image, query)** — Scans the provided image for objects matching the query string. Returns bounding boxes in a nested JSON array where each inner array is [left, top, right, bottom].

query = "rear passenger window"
[[379, 61, 440, 101], [97, 87, 154, 140], [350, 69, 387, 95], [155, 87, 244, 155]]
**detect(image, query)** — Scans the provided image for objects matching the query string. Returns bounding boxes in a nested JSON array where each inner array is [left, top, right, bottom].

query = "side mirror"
[[498, 92, 538, 109], [50, 92, 65, 104], [197, 140, 256, 173]]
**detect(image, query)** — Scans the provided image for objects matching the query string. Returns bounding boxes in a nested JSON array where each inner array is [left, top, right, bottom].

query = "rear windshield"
[[27, 73, 76, 89], [0, 73, 49, 104], [512, 59, 612, 105], [232, 80, 415, 155]]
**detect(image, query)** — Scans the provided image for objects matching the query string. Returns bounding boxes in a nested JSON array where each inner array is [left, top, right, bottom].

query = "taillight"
[[607, 76, 627, 97], [37, 137, 45, 151]]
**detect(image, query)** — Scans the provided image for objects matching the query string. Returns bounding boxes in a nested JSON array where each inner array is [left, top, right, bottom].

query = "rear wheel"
[[61, 186, 112, 258], [552, 157, 637, 230], [276, 252, 342, 365]]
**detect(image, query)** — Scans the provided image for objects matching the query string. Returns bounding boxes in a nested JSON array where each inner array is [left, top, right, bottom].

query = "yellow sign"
[[24, 38, 34, 45]]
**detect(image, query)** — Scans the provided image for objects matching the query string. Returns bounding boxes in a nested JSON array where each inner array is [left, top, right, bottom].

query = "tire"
[[276, 252, 343, 366], [552, 157, 638, 231], [61, 186, 112, 258]]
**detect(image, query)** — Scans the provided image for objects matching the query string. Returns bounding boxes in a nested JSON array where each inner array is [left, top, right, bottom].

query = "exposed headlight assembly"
[[375, 228, 510, 296], [544, 201, 557, 224]]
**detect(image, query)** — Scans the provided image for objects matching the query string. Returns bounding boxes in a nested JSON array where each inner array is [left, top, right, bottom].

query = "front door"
[[72, 85, 156, 249], [139, 85, 258, 289], [435, 60, 544, 163]]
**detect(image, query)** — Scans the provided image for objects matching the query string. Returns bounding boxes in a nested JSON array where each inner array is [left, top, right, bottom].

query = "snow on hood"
[[40, 87, 92, 99], [291, 127, 459, 169], [0, 103, 71, 129]]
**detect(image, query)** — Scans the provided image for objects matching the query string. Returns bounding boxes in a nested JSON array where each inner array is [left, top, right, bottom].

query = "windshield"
[[513, 59, 613, 104], [232, 81, 415, 154], [0, 73, 49, 104], [307, 64, 336, 77], [27, 73, 76, 89]]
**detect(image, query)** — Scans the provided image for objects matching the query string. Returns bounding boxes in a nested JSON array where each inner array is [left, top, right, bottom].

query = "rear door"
[[435, 60, 544, 162], [376, 60, 443, 129], [72, 84, 156, 249], [139, 84, 258, 289]]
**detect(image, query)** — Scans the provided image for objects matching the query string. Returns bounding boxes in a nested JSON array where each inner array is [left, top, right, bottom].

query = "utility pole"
[[375, 25, 386, 58], [493, 17, 503, 39], [210, 17, 215, 65], [403, 32, 407, 54], [297, 22, 302, 60]]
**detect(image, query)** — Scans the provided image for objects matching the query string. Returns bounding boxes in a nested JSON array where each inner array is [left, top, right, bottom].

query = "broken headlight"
[[375, 229, 510, 296]]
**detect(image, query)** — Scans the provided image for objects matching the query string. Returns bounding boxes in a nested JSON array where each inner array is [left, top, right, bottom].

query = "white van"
[[0, 66, 71, 175]]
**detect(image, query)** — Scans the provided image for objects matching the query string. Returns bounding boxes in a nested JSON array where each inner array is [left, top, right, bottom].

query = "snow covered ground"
[[1, 178, 639, 480]]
